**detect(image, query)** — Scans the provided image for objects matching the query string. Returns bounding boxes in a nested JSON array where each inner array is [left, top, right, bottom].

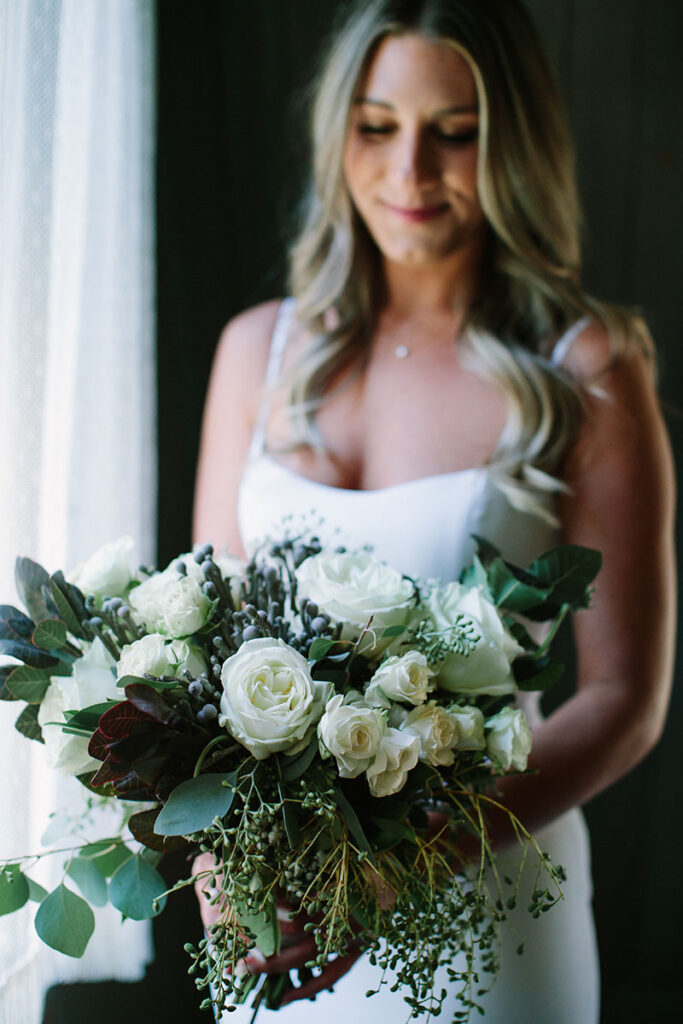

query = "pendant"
[[395, 344, 409, 359]]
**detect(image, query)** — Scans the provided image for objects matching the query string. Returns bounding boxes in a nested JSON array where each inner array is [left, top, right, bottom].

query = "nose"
[[392, 128, 438, 187]]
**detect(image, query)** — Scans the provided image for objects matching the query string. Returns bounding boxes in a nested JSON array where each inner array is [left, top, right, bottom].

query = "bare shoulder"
[[561, 318, 674, 520], [211, 298, 283, 390]]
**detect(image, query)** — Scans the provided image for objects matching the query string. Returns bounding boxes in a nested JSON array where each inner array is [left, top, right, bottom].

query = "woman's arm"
[[192, 300, 281, 554], [492, 324, 676, 836]]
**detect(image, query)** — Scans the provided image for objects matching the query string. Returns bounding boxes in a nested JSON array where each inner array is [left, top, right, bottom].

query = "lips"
[[382, 201, 450, 223]]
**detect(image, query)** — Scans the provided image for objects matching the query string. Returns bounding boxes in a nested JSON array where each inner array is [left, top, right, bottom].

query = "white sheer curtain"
[[0, 1, 157, 1020]]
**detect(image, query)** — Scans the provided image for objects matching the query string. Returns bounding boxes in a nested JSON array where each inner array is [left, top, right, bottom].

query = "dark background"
[[44, 1, 683, 1021]]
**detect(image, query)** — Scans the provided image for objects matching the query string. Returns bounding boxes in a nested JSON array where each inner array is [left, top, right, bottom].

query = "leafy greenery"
[[109, 855, 167, 920], [34, 884, 95, 957], [0, 864, 30, 915], [155, 772, 237, 836]]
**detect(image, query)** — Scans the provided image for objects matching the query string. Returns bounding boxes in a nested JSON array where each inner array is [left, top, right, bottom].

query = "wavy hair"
[[285, 0, 651, 509]]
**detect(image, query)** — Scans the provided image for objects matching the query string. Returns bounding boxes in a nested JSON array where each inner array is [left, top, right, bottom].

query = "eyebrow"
[[353, 97, 478, 115]]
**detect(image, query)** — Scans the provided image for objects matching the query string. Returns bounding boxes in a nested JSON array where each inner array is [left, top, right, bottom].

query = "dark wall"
[[45, 1, 682, 1021]]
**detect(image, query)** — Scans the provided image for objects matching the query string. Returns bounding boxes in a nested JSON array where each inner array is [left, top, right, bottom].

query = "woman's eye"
[[435, 128, 479, 146], [357, 123, 394, 137]]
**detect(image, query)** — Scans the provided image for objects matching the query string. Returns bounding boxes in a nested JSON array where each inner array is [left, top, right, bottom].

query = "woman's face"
[[343, 34, 486, 267]]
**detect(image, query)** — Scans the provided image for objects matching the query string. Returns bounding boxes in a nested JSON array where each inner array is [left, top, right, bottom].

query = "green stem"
[[531, 603, 569, 660], [193, 734, 232, 778]]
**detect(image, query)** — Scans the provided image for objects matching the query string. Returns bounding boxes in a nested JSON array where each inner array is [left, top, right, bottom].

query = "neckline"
[[244, 452, 489, 497]]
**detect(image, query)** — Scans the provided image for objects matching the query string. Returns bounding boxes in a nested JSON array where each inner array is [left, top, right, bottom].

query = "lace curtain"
[[0, 1, 157, 1021]]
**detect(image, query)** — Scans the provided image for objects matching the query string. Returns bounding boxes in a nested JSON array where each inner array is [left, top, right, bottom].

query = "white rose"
[[366, 727, 420, 798], [318, 694, 386, 778], [128, 569, 212, 638], [486, 706, 532, 772], [219, 638, 332, 760], [68, 536, 135, 599], [402, 702, 460, 766], [117, 633, 206, 680], [425, 582, 523, 696], [449, 705, 486, 751], [365, 651, 434, 707], [37, 639, 118, 775], [295, 550, 414, 654]]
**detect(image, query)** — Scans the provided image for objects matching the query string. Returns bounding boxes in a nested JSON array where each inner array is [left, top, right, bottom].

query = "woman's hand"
[[193, 853, 363, 1004]]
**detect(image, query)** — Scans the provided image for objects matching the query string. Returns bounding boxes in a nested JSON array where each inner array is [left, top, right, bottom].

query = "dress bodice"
[[236, 298, 588, 580], [238, 455, 558, 581]]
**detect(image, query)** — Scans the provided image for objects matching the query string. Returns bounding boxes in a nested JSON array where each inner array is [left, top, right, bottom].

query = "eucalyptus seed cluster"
[[81, 592, 145, 661], [410, 613, 480, 666]]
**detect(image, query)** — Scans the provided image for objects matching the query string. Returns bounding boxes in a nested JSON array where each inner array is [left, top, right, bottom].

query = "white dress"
[[225, 301, 600, 1023]]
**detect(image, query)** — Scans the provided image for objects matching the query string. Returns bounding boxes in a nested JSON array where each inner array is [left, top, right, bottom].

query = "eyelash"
[[357, 124, 479, 146]]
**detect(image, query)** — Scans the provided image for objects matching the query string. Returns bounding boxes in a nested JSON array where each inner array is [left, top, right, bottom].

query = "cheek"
[[444, 147, 480, 196], [343, 140, 382, 205]]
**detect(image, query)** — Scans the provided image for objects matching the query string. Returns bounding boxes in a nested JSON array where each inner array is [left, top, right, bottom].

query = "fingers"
[[279, 948, 364, 1005], [248, 936, 319, 974]]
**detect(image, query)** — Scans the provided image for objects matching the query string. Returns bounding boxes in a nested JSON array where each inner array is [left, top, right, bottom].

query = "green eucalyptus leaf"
[[64, 700, 118, 733], [372, 817, 416, 851], [487, 559, 550, 611], [49, 575, 87, 639], [33, 619, 68, 651], [235, 892, 280, 958], [109, 855, 167, 920], [0, 665, 20, 701], [154, 772, 237, 837], [26, 877, 48, 903], [67, 857, 108, 907], [333, 787, 375, 863], [116, 674, 180, 692], [0, 637, 57, 669], [78, 840, 133, 878], [34, 884, 95, 957], [471, 535, 502, 568], [308, 637, 334, 661], [514, 657, 564, 692], [15, 557, 55, 623], [527, 546, 602, 610], [15, 703, 44, 743], [280, 736, 317, 782], [0, 864, 30, 915], [6, 665, 52, 703], [381, 624, 407, 638]]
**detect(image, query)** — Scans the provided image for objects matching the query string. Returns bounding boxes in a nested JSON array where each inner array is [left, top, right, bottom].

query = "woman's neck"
[[380, 238, 484, 318]]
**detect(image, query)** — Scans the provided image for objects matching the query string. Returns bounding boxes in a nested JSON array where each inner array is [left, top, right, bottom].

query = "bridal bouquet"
[[0, 533, 600, 1021]]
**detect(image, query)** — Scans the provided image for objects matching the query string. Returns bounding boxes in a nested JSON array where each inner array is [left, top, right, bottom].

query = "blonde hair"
[[285, 0, 652, 508]]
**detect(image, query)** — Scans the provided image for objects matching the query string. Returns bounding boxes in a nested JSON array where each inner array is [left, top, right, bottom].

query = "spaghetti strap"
[[551, 315, 592, 366], [247, 297, 296, 460]]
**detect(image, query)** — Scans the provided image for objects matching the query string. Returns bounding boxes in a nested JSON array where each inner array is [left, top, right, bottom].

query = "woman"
[[193, 0, 675, 1020]]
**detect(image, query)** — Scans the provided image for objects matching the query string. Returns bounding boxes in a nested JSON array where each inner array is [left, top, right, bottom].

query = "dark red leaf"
[[124, 683, 183, 727], [87, 729, 110, 761], [127, 808, 190, 853], [98, 700, 152, 739]]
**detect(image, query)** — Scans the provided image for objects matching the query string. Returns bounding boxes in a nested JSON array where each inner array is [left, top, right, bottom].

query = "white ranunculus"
[[117, 633, 206, 680], [128, 569, 212, 638], [486, 706, 532, 772], [425, 582, 523, 697], [366, 727, 420, 797], [37, 639, 118, 775], [68, 536, 135, 599], [365, 651, 434, 707], [402, 702, 460, 766], [449, 705, 486, 751], [318, 694, 386, 778], [295, 550, 414, 654], [219, 638, 332, 760]]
